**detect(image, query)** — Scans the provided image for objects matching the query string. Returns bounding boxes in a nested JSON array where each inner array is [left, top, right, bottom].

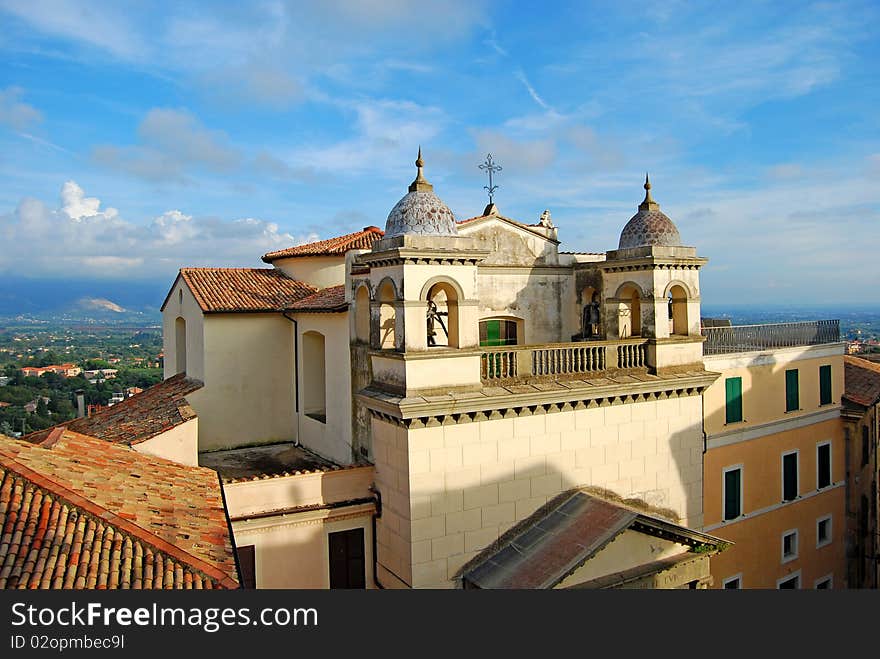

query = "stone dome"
[[617, 176, 682, 249], [384, 149, 458, 239]]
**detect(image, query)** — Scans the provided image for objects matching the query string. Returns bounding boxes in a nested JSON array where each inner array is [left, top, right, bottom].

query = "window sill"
[[305, 412, 327, 424]]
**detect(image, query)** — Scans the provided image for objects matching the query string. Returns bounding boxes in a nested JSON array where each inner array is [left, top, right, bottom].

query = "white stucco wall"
[[272, 255, 346, 289], [475, 269, 577, 344], [134, 418, 199, 467], [190, 313, 296, 451], [295, 312, 354, 465], [231, 507, 375, 589], [162, 277, 206, 381]]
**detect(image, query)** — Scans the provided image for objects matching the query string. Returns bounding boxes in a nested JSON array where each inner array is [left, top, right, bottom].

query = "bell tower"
[[352, 149, 488, 396], [600, 175, 707, 372]]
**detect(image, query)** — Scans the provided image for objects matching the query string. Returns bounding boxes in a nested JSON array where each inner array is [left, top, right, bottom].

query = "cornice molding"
[[357, 371, 719, 426]]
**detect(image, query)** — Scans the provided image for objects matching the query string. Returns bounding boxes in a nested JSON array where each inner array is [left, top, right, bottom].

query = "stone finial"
[[408, 146, 434, 193], [539, 209, 554, 228], [638, 172, 660, 212]]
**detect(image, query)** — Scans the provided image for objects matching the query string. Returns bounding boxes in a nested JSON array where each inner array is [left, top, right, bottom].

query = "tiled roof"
[[844, 355, 880, 407], [460, 487, 725, 589], [0, 430, 239, 589], [22, 373, 202, 447], [261, 226, 384, 262], [172, 268, 317, 313], [287, 285, 347, 313]]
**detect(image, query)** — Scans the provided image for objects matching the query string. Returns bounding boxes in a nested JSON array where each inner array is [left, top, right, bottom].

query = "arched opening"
[[668, 284, 688, 336], [175, 317, 187, 374], [425, 281, 460, 348], [580, 287, 601, 339], [618, 285, 641, 338], [355, 285, 370, 343], [302, 331, 326, 423], [377, 279, 397, 350]]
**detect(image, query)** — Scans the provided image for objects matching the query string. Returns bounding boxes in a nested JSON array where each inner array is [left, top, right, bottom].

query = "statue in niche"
[[426, 300, 449, 346], [581, 293, 601, 339]]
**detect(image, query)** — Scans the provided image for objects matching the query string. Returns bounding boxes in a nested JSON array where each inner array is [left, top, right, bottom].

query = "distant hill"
[[0, 276, 165, 322]]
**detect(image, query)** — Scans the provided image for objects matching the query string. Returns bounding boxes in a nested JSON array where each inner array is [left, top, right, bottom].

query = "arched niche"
[[666, 283, 690, 336], [615, 283, 642, 338], [354, 284, 370, 343], [376, 278, 398, 350], [420, 277, 463, 348], [302, 331, 326, 423], [175, 317, 187, 374]]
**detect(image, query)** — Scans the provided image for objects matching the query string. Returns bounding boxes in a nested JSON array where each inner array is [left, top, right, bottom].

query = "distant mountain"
[[0, 276, 166, 321], [76, 297, 126, 313]]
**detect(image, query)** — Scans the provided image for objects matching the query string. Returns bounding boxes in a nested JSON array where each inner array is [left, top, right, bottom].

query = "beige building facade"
[[701, 335, 846, 588]]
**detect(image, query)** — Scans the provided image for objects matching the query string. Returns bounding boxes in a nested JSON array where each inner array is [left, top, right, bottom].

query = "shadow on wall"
[[373, 414, 713, 588]]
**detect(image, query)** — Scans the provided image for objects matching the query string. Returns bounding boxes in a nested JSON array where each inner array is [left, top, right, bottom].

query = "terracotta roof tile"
[[287, 285, 347, 313], [844, 355, 880, 407], [262, 226, 384, 262], [173, 268, 316, 313], [0, 431, 239, 589], [22, 373, 202, 447]]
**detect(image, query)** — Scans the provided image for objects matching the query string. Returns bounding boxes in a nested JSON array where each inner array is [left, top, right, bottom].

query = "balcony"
[[701, 320, 840, 355], [480, 339, 648, 382]]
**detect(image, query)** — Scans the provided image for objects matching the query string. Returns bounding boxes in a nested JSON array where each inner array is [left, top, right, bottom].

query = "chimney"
[[75, 390, 85, 418]]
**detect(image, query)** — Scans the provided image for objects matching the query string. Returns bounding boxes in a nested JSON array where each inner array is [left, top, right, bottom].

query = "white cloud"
[[92, 108, 240, 182], [0, 0, 146, 59], [60, 180, 117, 220], [290, 98, 447, 177], [0, 87, 42, 130], [0, 180, 313, 279], [514, 70, 552, 112]]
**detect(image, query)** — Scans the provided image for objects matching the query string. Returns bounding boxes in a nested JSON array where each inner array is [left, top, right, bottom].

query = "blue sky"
[[0, 0, 878, 305]]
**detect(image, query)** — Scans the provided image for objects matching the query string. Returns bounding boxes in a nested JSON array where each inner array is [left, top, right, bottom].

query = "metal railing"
[[701, 320, 840, 355], [480, 339, 647, 382]]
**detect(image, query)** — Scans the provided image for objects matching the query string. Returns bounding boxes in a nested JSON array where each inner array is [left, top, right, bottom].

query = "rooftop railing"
[[701, 319, 840, 355], [480, 338, 648, 382]]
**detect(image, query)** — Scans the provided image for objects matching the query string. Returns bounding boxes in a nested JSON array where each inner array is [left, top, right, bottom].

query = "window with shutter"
[[723, 467, 742, 521], [725, 377, 743, 424], [783, 451, 799, 501], [328, 528, 366, 589], [819, 365, 832, 405], [785, 369, 799, 412], [817, 442, 831, 489]]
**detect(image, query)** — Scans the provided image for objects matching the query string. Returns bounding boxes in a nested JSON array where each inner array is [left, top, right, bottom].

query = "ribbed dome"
[[617, 176, 681, 249], [384, 148, 458, 239], [385, 190, 458, 238]]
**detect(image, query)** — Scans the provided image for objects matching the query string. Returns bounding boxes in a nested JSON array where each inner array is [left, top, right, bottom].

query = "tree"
[[0, 420, 13, 437], [36, 397, 49, 417]]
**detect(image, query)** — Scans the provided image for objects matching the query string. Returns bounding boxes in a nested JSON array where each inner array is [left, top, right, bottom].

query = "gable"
[[457, 216, 559, 266]]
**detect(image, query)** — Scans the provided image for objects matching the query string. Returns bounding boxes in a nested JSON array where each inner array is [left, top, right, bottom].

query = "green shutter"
[[819, 365, 832, 406], [783, 452, 798, 501], [724, 469, 741, 521], [785, 369, 799, 412], [725, 377, 743, 424], [487, 320, 501, 346]]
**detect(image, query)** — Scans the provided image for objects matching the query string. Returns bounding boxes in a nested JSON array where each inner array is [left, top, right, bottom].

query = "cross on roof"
[[479, 153, 502, 204]]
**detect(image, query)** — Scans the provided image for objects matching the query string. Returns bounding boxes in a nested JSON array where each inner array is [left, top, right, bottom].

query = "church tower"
[[600, 175, 707, 373], [353, 150, 488, 394]]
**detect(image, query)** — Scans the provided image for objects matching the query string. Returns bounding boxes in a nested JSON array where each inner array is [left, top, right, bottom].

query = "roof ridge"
[[0, 441, 238, 587], [262, 226, 385, 262]]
